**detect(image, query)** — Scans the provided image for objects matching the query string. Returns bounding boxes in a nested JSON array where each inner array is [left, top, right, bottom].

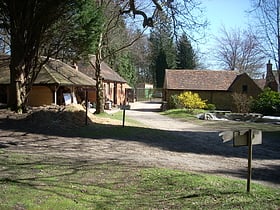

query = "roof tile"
[[165, 69, 239, 91], [0, 55, 96, 86], [78, 55, 127, 83]]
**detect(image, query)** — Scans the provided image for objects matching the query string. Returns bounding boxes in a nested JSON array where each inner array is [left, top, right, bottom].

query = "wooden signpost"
[[121, 104, 131, 127], [122, 105, 126, 127], [219, 129, 262, 192]]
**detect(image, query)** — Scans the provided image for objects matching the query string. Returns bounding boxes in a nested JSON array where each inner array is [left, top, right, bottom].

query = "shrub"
[[177, 91, 207, 110], [169, 94, 183, 109], [250, 88, 280, 116], [232, 93, 253, 113], [206, 103, 216, 111]]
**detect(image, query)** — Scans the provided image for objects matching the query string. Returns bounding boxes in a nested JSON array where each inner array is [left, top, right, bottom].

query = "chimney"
[[265, 60, 278, 91]]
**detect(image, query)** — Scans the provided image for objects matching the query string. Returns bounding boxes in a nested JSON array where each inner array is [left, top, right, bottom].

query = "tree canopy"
[[249, 0, 280, 86], [149, 12, 176, 87], [0, 0, 77, 112], [176, 33, 197, 69], [0, 0, 208, 112], [214, 26, 265, 78]]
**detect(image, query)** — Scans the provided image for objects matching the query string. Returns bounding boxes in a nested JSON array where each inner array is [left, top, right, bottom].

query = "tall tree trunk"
[[95, 52, 104, 114], [95, 57, 104, 114], [94, 31, 105, 114], [8, 35, 27, 113], [9, 61, 27, 113]]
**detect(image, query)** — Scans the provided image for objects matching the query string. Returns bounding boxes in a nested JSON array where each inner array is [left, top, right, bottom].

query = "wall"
[[164, 74, 263, 112], [229, 74, 262, 98], [165, 89, 233, 110], [104, 81, 126, 106], [28, 86, 53, 106]]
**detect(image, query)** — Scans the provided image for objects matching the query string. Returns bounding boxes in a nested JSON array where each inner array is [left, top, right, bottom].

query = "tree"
[[119, 0, 207, 87], [0, 0, 102, 63], [0, 0, 207, 113], [91, 0, 148, 113], [154, 49, 169, 88], [214, 26, 265, 78], [176, 33, 197, 69], [157, 0, 208, 41], [250, 0, 280, 85], [0, 27, 9, 53], [42, 0, 102, 62], [0, 0, 75, 113], [149, 12, 177, 88], [114, 53, 137, 87], [129, 31, 152, 84], [251, 88, 280, 115]]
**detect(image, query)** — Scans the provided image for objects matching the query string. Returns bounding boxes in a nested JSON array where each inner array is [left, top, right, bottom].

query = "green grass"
[[162, 108, 201, 119], [161, 108, 280, 132], [96, 110, 145, 127], [0, 151, 279, 209]]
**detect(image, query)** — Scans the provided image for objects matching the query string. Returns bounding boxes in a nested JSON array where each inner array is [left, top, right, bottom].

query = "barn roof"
[[0, 56, 96, 87], [254, 79, 266, 90], [164, 69, 240, 91], [78, 55, 127, 83]]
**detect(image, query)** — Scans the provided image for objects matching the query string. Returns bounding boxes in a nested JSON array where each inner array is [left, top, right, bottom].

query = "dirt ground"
[[0, 103, 279, 188]]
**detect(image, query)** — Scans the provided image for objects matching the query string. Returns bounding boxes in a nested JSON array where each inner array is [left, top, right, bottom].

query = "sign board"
[[220, 130, 262, 146], [63, 93, 72, 105], [220, 129, 262, 193], [219, 131, 234, 143], [63, 93, 78, 105], [234, 130, 248, 147], [251, 130, 262, 145]]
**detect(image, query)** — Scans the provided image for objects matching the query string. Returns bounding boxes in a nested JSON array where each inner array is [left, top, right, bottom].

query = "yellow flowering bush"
[[177, 91, 207, 110]]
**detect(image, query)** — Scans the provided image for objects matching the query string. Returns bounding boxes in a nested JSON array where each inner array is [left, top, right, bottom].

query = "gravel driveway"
[[0, 102, 279, 188], [125, 102, 280, 188]]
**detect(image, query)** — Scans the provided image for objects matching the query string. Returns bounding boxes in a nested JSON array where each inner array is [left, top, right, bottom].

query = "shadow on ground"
[[0, 109, 279, 186]]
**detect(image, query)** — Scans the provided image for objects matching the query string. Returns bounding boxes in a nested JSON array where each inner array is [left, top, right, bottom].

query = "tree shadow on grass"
[[0, 153, 266, 209], [0, 154, 150, 208], [208, 164, 280, 186]]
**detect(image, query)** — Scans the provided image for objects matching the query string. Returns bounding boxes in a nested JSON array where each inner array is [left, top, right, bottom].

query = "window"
[[242, 85, 248, 93]]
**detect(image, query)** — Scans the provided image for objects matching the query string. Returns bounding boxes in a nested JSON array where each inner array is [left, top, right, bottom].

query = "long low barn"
[[163, 69, 263, 112], [0, 55, 96, 106]]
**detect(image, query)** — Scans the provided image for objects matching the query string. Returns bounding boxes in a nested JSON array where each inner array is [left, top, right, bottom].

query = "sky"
[[201, 0, 252, 69]]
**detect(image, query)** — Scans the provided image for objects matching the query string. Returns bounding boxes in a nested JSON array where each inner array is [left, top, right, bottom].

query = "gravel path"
[[125, 102, 280, 188], [0, 102, 279, 188]]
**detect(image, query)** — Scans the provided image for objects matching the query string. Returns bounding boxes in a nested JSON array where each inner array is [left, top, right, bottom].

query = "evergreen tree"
[[43, 0, 103, 61], [114, 53, 137, 87], [149, 12, 176, 88], [176, 33, 196, 69], [155, 49, 168, 88], [0, 0, 77, 112]]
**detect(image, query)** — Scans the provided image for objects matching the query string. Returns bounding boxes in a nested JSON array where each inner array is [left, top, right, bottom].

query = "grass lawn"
[[161, 108, 280, 132], [0, 151, 279, 209]]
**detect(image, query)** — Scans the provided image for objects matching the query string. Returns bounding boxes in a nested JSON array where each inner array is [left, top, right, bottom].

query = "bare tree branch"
[[214, 26, 265, 77]]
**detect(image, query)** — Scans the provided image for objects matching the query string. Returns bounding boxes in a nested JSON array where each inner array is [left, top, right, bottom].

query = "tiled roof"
[[254, 79, 266, 89], [78, 55, 127, 83], [0, 55, 96, 87], [164, 69, 239, 91]]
